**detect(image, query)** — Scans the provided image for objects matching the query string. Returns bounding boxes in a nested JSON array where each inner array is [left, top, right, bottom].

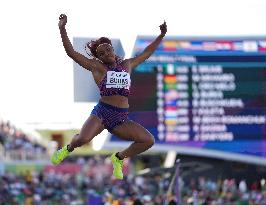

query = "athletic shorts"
[[91, 101, 129, 132]]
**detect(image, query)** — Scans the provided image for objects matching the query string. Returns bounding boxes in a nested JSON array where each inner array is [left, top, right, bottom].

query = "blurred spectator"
[[0, 155, 265, 205], [239, 179, 247, 193], [133, 199, 143, 205], [0, 119, 47, 160]]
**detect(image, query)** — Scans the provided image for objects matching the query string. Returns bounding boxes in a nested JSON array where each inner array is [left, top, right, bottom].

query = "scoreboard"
[[109, 36, 266, 162]]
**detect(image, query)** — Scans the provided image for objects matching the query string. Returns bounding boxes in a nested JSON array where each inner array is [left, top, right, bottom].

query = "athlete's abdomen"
[[100, 95, 129, 108]]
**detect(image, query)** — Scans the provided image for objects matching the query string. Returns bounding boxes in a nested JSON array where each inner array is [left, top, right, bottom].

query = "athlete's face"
[[96, 44, 116, 64]]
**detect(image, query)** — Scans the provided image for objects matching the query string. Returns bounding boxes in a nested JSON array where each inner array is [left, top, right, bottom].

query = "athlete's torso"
[[92, 59, 131, 108]]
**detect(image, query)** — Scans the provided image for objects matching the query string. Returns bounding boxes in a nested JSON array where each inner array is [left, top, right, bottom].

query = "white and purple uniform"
[[91, 62, 131, 132]]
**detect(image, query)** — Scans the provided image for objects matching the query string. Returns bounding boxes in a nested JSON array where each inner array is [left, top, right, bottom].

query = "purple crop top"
[[98, 62, 131, 97]]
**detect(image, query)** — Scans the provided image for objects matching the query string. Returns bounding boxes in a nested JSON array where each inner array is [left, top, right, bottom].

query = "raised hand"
[[159, 21, 167, 37], [58, 14, 67, 29]]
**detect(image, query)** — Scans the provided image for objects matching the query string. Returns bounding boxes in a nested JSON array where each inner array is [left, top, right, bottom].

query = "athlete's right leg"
[[51, 115, 104, 165], [67, 115, 104, 151]]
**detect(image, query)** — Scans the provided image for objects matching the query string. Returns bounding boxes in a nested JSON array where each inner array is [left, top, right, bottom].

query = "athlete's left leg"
[[109, 120, 155, 179], [112, 120, 155, 159]]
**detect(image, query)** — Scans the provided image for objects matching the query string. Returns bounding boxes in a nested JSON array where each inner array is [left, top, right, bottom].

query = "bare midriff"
[[100, 95, 129, 108]]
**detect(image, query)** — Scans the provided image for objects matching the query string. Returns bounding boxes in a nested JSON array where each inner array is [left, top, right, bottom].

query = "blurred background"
[[1, 0, 266, 204]]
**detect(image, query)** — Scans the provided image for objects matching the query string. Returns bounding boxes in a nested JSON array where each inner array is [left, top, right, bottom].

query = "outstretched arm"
[[127, 21, 167, 71], [58, 14, 99, 71]]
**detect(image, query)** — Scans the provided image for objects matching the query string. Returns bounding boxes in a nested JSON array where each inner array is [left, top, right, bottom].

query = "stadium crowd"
[[0, 119, 47, 160], [0, 155, 266, 205]]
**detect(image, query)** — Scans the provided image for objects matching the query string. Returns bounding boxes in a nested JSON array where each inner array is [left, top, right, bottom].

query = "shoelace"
[[55, 151, 61, 161], [56, 149, 65, 161], [116, 159, 123, 169]]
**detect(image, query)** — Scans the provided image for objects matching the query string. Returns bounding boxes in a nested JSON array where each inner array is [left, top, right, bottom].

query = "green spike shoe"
[[51, 145, 70, 165], [110, 153, 124, 180]]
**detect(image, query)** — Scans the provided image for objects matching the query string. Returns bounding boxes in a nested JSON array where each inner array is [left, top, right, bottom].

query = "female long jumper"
[[51, 14, 167, 180]]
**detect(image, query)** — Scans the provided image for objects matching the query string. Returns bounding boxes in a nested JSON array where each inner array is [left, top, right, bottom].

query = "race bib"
[[106, 71, 131, 89]]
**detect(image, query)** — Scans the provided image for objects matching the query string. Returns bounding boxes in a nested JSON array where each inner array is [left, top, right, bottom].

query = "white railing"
[[1, 148, 49, 161], [0, 143, 4, 159]]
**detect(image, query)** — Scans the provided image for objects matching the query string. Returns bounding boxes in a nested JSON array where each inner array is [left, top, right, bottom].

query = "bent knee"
[[145, 135, 155, 147]]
